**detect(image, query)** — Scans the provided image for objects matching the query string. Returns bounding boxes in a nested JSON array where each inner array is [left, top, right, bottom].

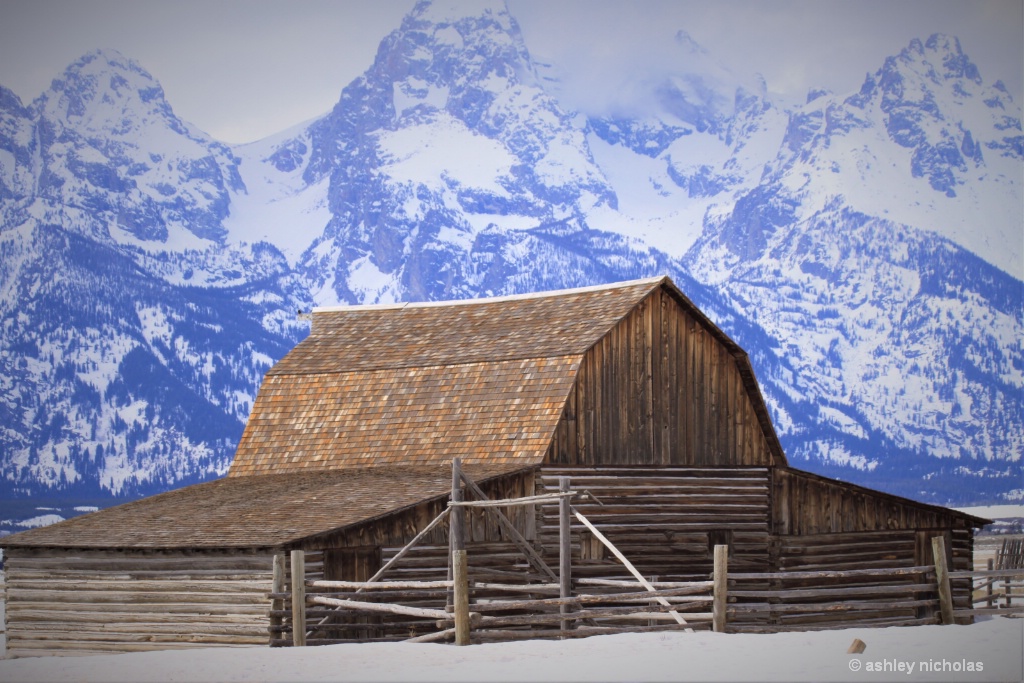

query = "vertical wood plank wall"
[[547, 288, 773, 468], [3, 549, 275, 657], [771, 468, 975, 539]]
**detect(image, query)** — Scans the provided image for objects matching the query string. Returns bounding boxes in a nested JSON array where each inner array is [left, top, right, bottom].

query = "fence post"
[[987, 558, 994, 609], [931, 536, 954, 625], [559, 476, 573, 634], [448, 458, 465, 610], [648, 576, 659, 628], [290, 549, 307, 646], [270, 552, 287, 643], [453, 549, 471, 645], [713, 544, 728, 633], [451, 459, 465, 552]]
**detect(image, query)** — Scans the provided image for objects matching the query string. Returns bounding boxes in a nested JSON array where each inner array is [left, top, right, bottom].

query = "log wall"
[[537, 467, 773, 580], [770, 464, 978, 614], [3, 548, 275, 658], [547, 287, 776, 468]]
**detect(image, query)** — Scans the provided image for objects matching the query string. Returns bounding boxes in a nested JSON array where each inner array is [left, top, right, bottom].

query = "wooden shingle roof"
[[229, 278, 665, 477], [1, 465, 523, 550]]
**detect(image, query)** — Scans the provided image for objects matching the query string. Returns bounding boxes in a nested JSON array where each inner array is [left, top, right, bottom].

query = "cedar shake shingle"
[[229, 277, 664, 476], [2, 465, 522, 549]]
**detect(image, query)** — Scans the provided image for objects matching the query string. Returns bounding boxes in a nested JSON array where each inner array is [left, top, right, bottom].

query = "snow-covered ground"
[[0, 617, 1020, 682], [957, 505, 1024, 520]]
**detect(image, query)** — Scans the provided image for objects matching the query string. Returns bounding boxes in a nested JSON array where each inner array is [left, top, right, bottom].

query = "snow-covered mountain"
[[1, 0, 1020, 525], [0, 50, 311, 513]]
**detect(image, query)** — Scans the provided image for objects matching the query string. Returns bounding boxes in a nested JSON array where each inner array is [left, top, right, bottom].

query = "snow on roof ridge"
[[311, 276, 668, 313]]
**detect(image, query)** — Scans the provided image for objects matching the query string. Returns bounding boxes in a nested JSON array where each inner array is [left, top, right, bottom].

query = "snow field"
[[0, 613, 1020, 682]]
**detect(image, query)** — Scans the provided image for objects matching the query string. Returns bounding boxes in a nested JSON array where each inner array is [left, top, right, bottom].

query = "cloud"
[[2, 0, 1019, 142], [511, 0, 1023, 111]]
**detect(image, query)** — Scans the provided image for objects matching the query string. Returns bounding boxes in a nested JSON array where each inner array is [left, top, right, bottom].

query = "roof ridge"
[[310, 276, 667, 314], [270, 352, 584, 376]]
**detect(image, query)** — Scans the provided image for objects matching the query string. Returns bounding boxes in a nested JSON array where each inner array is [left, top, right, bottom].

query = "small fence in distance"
[[958, 535, 1024, 622]]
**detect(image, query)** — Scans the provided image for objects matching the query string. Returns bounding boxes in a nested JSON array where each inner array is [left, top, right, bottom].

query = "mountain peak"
[[892, 33, 982, 86], [36, 48, 175, 136], [59, 48, 163, 98], [0, 83, 26, 113], [354, 0, 539, 133], [673, 30, 708, 57]]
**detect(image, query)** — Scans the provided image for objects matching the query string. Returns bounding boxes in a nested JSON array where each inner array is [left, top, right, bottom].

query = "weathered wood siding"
[[771, 468, 974, 536], [537, 467, 773, 579], [298, 470, 535, 553], [770, 469, 976, 618], [3, 549, 274, 658], [547, 288, 774, 467]]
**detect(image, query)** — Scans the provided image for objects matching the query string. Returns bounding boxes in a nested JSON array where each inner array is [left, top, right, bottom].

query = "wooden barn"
[[1, 276, 987, 656]]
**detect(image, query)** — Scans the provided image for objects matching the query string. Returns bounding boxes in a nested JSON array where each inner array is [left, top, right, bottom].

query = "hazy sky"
[[1, 0, 1021, 144]]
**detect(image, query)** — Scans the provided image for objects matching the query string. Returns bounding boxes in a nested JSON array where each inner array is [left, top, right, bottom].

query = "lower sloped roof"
[[1, 464, 525, 550]]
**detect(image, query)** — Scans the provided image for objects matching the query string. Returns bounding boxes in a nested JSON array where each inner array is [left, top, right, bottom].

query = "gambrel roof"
[[229, 276, 787, 476], [231, 278, 656, 475]]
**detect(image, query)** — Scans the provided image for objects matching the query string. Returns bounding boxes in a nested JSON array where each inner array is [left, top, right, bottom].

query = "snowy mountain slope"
[[753, 35, 1021, 276], [679, 35, 1023, 498], [224, 120, 333, 265], [0, 0, 1020, 516], [0, 51, 311, 511], [0, 86, 35, 203], [295, 0, 621, 305], [0, 215, 310, 497]]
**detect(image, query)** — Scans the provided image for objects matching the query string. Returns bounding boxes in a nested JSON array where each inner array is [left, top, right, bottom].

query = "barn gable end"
[[547, 283, 784, 467]]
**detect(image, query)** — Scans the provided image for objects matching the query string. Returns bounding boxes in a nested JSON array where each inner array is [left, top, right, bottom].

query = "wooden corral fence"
[[270, 536, 1022, 645], [266, 462, 1019, 646]]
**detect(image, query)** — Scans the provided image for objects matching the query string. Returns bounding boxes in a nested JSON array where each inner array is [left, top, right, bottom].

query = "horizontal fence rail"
[[952, 566, 1024, 619]]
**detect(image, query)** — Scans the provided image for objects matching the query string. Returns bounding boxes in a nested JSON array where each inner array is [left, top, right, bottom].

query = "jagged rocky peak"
[[654, 29, 765, 135], [371, 0, 536, 123], [0, 83, 27, 112], [865, 33, 994, 103], [835, 32, 1022, 201], [672, 29, 709, 56], [35, 49, 180, 135], [24, 48, 247, 249], [923, 34, 982, 82]]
